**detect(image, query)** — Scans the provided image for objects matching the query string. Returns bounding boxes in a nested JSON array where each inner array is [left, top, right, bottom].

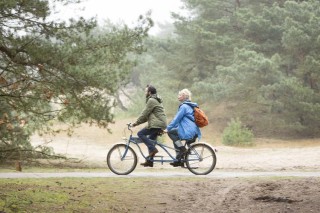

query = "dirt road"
[[1, 170, 320, 179]]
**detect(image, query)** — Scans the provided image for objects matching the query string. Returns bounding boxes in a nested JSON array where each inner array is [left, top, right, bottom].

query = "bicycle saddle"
[[186, 135, 198, 144]]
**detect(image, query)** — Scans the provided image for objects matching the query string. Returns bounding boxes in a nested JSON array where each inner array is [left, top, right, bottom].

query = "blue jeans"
[[137, 128, 161, 153]]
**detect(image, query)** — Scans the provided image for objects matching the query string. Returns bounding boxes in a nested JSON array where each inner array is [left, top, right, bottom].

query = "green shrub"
[[222, 118, 254, 146]]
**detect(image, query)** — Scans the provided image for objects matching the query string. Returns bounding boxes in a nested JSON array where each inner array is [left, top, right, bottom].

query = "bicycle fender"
[[189, 142, 218, 153], [108, 142, 130, 150]]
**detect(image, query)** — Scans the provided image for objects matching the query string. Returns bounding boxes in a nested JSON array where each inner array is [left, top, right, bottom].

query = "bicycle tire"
[[107, 144, 137, 175], [185, 143, 217, 175]]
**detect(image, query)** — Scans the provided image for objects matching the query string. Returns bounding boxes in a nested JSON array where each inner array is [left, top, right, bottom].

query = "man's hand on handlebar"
[[132, 123, 137, 127], [129, 123, 137, 128]]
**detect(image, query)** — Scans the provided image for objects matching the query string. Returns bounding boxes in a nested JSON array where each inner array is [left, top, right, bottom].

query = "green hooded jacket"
[[135, 94, 167, 129]]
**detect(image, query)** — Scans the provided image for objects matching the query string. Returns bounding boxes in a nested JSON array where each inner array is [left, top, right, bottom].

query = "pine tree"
[[0, 0, 152, 160]]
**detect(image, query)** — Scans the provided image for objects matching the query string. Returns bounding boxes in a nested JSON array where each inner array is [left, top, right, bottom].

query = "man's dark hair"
[[147, 85, 157, 94]]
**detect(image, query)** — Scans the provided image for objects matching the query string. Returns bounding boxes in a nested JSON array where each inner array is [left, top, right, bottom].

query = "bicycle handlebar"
[[126, 123, 166, 135], [127, 123, 132, 131]]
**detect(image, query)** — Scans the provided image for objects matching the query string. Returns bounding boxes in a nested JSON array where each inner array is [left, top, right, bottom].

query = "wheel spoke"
[[107, 144, 137, 175], [185, 144, 216, 175]]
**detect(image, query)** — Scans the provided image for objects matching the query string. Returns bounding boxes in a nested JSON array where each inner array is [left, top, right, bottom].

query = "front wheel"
[[107, 144, 137, 175], [185, 143, 217, 175]]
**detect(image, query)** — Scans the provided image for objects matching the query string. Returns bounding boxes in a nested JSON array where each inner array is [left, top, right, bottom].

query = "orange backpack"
[[184, 103, 209, 128]]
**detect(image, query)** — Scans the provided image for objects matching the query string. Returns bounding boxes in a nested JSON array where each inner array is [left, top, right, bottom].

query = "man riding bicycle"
[[131, 85, 167, 167]]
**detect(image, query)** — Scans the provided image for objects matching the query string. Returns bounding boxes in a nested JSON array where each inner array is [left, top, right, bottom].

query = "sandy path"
[[30, 135, 320, 172], [29, 121, 320, 172]]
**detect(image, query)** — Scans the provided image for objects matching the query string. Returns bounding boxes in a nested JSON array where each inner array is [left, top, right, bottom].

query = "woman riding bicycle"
[[165, 88, 201, 167]]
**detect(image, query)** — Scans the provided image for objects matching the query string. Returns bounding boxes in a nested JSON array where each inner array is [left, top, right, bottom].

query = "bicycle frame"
[[123, 132, 178, 163], [119, 124, 204, 164]]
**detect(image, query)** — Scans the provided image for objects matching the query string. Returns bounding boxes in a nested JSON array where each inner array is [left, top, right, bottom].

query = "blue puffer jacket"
[[166, 101, 202, 140]]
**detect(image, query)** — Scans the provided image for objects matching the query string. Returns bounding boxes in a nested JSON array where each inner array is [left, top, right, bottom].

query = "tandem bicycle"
[[106, 123, 217, 175]]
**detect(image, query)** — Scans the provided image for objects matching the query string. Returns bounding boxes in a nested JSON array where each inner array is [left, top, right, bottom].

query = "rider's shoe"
[[176, 146, 187, 160], [170, 161, 184, 167], [140, 161, 153, 167], [148, 148, 159, 158]]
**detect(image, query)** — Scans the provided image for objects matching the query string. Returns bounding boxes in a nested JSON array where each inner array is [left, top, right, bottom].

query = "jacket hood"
[[181, 100, 198, 108], [147, 94, 163, 103]]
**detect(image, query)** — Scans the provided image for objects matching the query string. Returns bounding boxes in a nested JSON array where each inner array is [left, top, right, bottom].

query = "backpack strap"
[[181, 102, 195, 122]]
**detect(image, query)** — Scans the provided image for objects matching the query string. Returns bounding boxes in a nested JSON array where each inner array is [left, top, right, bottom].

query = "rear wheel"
[[107, 144, 137, 175], [185, 143, 216, 175]]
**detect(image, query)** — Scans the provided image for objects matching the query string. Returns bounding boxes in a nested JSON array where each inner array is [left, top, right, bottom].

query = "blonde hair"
[[179, 89, 192, 101]]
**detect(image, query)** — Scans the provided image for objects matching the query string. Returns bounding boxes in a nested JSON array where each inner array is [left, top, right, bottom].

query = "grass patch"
[[0, 166, 107, 173], [0, 178, 147, 212], [0, 160, 109, 173], [0, 177, 203, 212]]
